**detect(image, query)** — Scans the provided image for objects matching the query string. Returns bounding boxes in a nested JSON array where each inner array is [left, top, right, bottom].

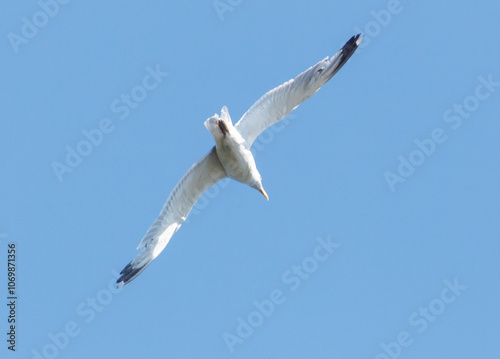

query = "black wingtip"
[[340, 33, 363, 62], [349, 33, 362, 44], [116, 260, 152, 288], [327, 34, 363, 79]]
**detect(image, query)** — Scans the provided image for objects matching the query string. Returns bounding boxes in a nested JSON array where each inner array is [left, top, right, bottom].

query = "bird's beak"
[[259, 188, 269, 201]]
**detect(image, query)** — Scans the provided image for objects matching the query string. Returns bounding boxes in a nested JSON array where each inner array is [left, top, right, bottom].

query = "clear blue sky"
[[1, 1, 499, 358]]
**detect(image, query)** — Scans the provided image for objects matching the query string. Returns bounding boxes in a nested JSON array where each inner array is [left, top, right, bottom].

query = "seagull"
[[116, 34, 363, 287]]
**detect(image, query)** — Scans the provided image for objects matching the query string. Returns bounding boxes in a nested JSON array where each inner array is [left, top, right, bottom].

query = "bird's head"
[[251, 180, 269, 201]]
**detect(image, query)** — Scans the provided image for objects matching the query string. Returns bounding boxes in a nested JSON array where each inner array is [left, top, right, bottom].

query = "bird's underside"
[[116, 34, 363, 287]]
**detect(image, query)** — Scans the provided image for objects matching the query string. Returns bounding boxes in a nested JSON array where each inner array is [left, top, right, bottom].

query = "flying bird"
[[117, 34, 363, 287]]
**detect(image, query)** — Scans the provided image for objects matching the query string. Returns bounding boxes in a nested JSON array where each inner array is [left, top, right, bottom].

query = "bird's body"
[[217, 140, 263, 192], [116, 34, 363, 287], [206, 108, 267, 197]]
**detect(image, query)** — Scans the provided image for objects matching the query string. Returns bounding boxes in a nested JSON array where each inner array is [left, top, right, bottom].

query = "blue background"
[[1, 1, 499, 358]]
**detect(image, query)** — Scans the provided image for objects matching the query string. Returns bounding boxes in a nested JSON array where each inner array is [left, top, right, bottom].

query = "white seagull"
[[117, 34, 363, 287]]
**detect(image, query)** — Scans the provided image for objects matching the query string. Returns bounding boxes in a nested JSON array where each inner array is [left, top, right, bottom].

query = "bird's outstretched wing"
[[116, 147, 226, 287], [235, 34, 362, 148]]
